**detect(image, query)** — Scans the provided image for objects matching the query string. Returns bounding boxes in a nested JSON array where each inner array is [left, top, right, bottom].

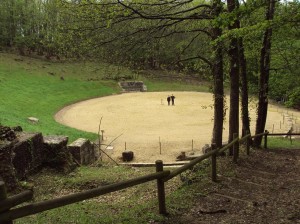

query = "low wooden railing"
[[0, 170, 170, 223], [263, 130, 300, 149], [1, 131, 299, 222]]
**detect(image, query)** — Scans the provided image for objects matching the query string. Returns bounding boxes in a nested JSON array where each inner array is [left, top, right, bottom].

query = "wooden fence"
[[0, 131, 299, 223]]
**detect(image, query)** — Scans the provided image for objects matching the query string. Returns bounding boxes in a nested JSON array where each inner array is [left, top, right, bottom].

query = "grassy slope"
[[0, 53, 122, 141]]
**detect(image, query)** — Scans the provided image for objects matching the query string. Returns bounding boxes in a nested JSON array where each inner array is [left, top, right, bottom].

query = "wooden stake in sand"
[[98, 117, 103, 161], [280, 121, 281, 129], [159, 137, 162, 155], [101, 130, 104, 141], [192, 139, 194, 151]]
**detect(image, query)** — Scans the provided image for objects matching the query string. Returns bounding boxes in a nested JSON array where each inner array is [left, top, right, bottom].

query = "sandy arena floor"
[[55, 92, 300, 163]]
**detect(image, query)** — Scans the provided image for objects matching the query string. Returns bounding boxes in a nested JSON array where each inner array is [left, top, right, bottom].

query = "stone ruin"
[[0, 125, 97, 191], [119, 81, 147, 92], [68, 138, 96, 165]]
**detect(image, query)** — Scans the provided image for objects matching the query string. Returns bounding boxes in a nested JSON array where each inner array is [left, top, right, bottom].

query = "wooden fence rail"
[[266, 133, 300, 136], [0, 187, 33, 213], [263, 131, 300, 148], [0, 171, 170, 222], [163, 147, 219, 182], [1, 131, 300, 222]]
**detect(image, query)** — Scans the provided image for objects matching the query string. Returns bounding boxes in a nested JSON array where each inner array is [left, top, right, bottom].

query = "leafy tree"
[[269, 1, 300, 108], [227, 0, 240, 153], [254, 0, 276, 146], [0, 0, 62, 57], [285, 87, 300, 110], [0, 0, 19, 48], [56, 0, 227, 147], [211, 0, 224, 148]]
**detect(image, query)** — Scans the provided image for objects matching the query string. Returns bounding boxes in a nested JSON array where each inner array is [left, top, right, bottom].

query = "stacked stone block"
[[68, 138, 96, 165]]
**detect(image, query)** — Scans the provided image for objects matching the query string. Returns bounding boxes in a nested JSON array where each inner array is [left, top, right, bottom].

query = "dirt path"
[[164, 148, 300, 223], [55, 92, 300, 163]]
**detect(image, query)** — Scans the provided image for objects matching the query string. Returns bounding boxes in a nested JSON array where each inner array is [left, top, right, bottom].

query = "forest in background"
[[0, 0, 299, 147], [0, 0, 299, 106]]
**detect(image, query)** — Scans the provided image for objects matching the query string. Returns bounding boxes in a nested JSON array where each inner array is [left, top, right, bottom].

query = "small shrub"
[[285, 87, 300, 109]]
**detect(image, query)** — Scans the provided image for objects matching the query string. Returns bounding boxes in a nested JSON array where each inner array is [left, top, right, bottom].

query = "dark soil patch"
[[164, 148, 300, 224]]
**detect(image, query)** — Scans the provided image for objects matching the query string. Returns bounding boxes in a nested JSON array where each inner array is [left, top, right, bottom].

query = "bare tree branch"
[[178, 55, 213, 68], [117, 0, 213, 20]]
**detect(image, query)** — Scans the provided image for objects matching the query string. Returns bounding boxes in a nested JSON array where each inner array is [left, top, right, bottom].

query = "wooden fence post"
[[246, 130, 250, 156], [233, 133, 238, 163], [155, 160, 167, 215], [211, 144, 217, 182], [0, 181, 13, 224], [264, 130, 268, 149]]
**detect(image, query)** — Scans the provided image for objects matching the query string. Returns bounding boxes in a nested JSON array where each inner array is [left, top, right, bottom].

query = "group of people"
[[167, 94, 175, 106]]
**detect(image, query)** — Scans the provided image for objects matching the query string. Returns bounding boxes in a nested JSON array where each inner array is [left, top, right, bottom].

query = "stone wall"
[[0, 142, 19, 191], [68, 138, 96, 165], [12, 132, 44, 180], [43, 135, 76, 173], [119, 81, 147, 92], [0, 132, 46, 190], [0, 126, 99, 191]]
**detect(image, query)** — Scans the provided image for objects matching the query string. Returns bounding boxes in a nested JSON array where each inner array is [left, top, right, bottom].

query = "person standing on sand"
[[167, 95, 171, 106], [171, 94, 175, 105]]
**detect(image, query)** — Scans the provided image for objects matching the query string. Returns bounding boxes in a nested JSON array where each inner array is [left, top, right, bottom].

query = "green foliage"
[[144, 79, 210, 92], [54, 0, 214, 75], [0, 0, 299, 95], [285, 87, 300, 109], [268, 2, 300, 105], [0, 0, 62, 57]]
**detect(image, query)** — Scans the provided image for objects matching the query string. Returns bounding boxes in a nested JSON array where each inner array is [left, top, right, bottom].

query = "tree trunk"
[[9, 0, 16, 47], [212, 34, 224, 148], [211, 0, 224, 149], [254, 0, 276, 147], [227, 0, 240, 155], [236, 0, 251, 139], [239, 37, 252, 139]]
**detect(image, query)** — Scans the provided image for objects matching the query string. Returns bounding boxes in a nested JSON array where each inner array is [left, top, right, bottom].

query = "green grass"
[[268, 137, 300, 149], [16, 165, 175, 224], [0, 53, 125, 141], [17, 199, 165, 224], [15, 163, 209, 224], [14, 161, 212, 224]]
